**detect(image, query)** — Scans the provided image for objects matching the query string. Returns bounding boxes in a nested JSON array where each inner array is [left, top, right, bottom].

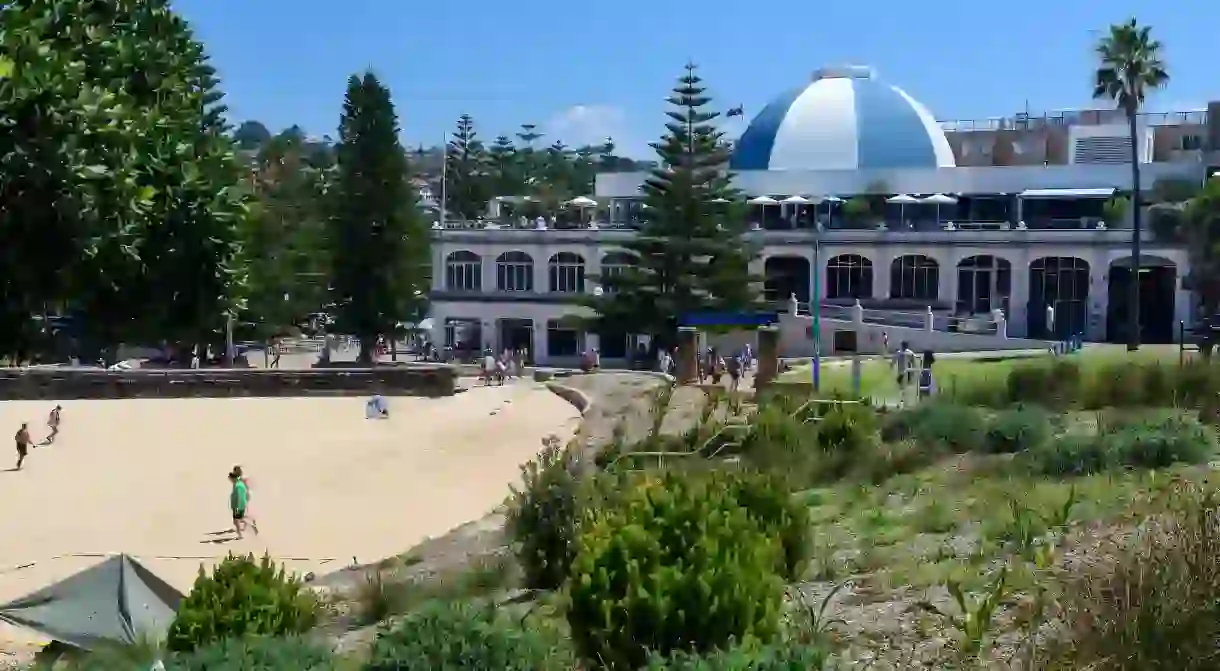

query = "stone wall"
[[0, 366, 457, 400]]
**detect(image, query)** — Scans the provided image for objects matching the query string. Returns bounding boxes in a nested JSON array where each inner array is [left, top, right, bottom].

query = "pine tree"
[[445, 114, 488, 220], [585, 63, 759, 350], [486, 134, 521, 197], [516, 123, 544, 190], [328, 72, 430, 362]]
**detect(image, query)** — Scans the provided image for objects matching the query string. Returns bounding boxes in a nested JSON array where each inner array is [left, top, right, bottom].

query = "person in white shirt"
[[366, 394, 389, 419]]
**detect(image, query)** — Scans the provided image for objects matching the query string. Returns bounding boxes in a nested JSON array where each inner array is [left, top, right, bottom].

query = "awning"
[[1018, 188, 1116, 199]]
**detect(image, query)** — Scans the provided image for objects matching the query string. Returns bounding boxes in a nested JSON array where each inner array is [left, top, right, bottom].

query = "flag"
[[726, 106, 745, 118]]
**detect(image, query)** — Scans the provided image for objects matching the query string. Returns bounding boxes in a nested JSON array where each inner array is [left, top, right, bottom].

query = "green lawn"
[[778, 344, 1189, 399]]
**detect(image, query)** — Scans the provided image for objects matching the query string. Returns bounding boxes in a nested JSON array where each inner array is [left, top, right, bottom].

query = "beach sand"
[[0, 382, 579, 654]]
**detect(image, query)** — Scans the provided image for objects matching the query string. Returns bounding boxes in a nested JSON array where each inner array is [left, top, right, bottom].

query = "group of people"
[[13, 404, 61, 470], [889, 338, 936, 399], [696, 345, 754, 392], [481, 348, 528, 385]]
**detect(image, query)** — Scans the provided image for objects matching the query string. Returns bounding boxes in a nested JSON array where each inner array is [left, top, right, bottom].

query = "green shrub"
[[1024, 433, 1113, 477], [883, 402, 987, 453], [566, 469, 786, 669], [165, 554, 318, 653], [644, 642, 830, 669], [1006, 363, 1054, 406], [816, 401, 878, 454], [167, 636, 339, 670], [1083, 362, 1150, 408], [1102, 411, 1218, 469], [505, 435, 584, 591], [738, 403, 819, 485], [858, 438, 942, 483], [365, 600, 570, 670], [725, 469, 812, 581], [983, 405, 1051, 454]]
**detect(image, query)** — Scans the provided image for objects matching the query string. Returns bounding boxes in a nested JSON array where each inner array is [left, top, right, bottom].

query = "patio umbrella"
[[781, 195, 810, 227], [747, 196, 778, 227], [920, 193, 958, 226], [567, 196, 597, 207], [821, 195, 841, 227], [886, 194, 919, 225]]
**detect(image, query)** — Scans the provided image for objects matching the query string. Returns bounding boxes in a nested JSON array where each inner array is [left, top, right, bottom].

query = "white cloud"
[[544, 104, 629, 149]]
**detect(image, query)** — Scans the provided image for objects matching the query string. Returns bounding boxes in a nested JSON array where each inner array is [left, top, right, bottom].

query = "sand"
[[0, 382, 579, 653]]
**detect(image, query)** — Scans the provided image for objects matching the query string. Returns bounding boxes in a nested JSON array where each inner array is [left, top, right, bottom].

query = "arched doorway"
[[956, 255, 1012, 315], [764, 256, 811, 304], [1107, 255, 1177, 344], [1027, 257, 1090, 339], [827, 254, 873, 300], [889, 255, 940, 302]]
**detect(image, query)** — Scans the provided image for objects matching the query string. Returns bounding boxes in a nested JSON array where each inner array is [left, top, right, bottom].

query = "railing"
[[940, 109, 1207, 133], [432, 218, 1136, 235], [790, 301, 1002, 335]]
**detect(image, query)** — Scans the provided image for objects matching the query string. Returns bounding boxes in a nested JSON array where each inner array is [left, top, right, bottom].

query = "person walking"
[[14, 423, 31, 470], [42, 405, 62, 445], [228, 466, 259, 539]]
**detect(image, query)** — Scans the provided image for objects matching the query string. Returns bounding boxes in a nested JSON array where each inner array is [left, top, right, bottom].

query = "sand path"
[[0, 382, 578, 651]]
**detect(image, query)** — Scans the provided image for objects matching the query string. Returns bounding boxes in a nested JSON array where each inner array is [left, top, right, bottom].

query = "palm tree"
[[1094, 18, 1169, 350]]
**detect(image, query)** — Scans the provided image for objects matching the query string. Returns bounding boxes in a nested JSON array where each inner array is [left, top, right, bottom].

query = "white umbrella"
[[781, 195, 810, 228], [710, 197, 730, 203], [746, 196, 778, 205], [920, 193, 958, 226], [567, 196, 597, 207], [886, 194, 919, 226]]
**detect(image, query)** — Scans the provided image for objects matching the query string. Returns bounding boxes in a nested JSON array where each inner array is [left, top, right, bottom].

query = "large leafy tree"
[[328, 72, 430, 362], [585, 63, 759, 350], [486, 134, 522, 197], [1094, 18, 1169, 350], [239, 129, 334, 339], [445, 114, 489, 220], [0, 0, 249, 360]]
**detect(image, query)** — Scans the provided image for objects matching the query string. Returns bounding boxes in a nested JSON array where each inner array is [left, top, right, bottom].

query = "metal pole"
[[1180, 320, 1185, 368], [812, 230, 821, 392]]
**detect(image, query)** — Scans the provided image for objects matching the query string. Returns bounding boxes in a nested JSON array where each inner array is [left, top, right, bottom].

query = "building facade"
[[426, 66, 1205, 364]]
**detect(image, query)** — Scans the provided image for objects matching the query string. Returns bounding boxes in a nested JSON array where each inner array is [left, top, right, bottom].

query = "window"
[[599, 252, 634, 294], [548, 252, 586, 293], [889, 255, 939, 301], [496, 251, 534, 292], [956, 255, 1012, 314], [826, 254, 873, 300], [546, 319, 581, 357], [444, 251, 481, 291]]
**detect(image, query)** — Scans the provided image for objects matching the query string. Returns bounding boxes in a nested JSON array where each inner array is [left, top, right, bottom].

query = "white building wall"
[[429, 231, 1193, 363]]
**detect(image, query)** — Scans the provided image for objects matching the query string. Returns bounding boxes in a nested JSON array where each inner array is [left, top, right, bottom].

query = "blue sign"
[[680, 311, 779, 327]]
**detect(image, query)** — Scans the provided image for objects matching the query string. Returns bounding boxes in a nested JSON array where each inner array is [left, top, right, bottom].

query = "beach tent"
[[0, 554, 183, 651]]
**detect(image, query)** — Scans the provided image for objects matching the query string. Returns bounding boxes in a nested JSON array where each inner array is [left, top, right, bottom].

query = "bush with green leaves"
[[505, 435, 584, 591], [165, 553, 318, 653], [1005, 359, 1081, 408], [644, 641, 830, 670], [567, 469, 786, 669], [1102, 411, 1218, 469], [1024, 433, 1113, 477], [882, 402, 987, 453], [983, 405, 1051, 454], [364, 599, 572, 670], [724, 469, 812, 581], [168, 636, 340, 671]]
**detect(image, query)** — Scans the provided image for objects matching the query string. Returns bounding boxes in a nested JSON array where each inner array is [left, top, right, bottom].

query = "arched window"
[[548, 252, 586, 293], [1029, 256, 1090, 339], [826, 254, 873, 300], [764, 256, 812, 304], [956, 255, 1012, 314], [444, 251, 481, 291], [496, 251, 534, 292], [599, 252, 634, 294], [889, 255, 939, 301]]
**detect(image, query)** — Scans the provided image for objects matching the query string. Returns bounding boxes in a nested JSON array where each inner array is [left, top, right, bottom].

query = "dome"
[[729, 66, 956, 172]]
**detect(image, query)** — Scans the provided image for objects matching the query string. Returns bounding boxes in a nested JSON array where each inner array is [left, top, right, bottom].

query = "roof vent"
[[812, 65, 875, 82]]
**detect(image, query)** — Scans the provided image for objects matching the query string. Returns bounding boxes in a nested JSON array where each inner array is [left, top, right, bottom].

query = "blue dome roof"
[[730, 66, 956, 172]]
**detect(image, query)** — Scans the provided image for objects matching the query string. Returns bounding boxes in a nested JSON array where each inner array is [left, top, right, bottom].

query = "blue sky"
[[173, 0, 1212, 157]]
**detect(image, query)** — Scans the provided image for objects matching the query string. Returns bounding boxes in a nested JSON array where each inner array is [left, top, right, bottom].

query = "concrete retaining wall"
[[0, 366, 458, 400]]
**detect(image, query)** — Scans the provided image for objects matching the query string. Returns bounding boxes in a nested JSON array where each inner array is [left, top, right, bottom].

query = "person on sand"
[[229, 466, 259, 536], [15, 423, 31, 470], [228, 467, 254, 539], [366, 393, 389, 419], [42, 405, 61, 445]]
